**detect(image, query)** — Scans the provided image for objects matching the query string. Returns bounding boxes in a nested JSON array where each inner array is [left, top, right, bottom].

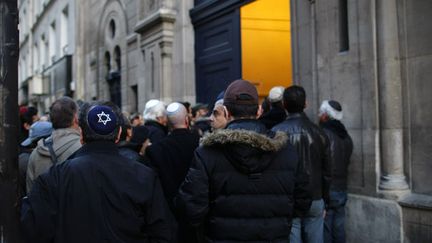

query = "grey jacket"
[[26, 128, 81, 192]]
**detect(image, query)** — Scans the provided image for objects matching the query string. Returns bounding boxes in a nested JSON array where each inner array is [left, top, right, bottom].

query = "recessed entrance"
[[241, 0, 292, 98]]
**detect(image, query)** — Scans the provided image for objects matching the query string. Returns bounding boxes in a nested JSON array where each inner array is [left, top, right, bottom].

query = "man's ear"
[[224, 106, 233, 121], [23, 122, 31, 130], [257, 105, 263, 118], [79, 127, 85, 145], [115, 126, 122, 144], [126, 128, 133, 140], [185, 116, 189, 128], [73, 113, 80, 129]]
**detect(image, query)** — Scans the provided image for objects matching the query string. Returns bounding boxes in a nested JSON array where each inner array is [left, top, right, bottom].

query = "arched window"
[[109, 19, 116, 38], [105, 50, 121, 108], [104, 51, 111, 73]]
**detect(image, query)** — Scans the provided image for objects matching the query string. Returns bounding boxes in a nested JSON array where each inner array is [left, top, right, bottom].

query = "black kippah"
[[328, 100, 342, 111]]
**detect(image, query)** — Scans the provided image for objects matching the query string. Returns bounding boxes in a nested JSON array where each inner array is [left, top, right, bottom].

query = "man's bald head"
[[166, 102, 188, 129]]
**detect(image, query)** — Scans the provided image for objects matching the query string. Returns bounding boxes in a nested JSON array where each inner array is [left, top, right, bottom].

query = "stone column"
[[376, 0, 408, 190], [159, 40, 173, 102]]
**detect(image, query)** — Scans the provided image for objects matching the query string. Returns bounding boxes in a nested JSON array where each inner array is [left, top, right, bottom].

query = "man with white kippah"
[[319, 100, 353, 243], [259, 86, 287, 129], [146, 102, 200, 242], [21, 101, 174, 242], [143, 99, 168, 144]]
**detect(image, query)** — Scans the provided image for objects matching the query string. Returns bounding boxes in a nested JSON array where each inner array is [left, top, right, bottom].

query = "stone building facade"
[[18, 0, 76, 113], [291, 0, 432, 242], [18, 0, 432, 241], [75, 0, 195, 114]]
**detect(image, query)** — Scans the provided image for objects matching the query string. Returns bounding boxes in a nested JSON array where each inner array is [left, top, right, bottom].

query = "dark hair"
[[271, 100, 284, 109], [261, 97, 271, 114], [225, 103, 258, 119], [49, 97, 78, 129], [283, 85, 306, 113], [119, 113, 131, 142], [78, 101, 122, 143], [129, 113, 140, 123], [181, 102, 191, 111]]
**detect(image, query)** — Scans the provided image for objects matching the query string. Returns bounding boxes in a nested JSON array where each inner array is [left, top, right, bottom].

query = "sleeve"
[[286, 132, 312, 177], [146, 174, 176, 242], [145, 145, 163, 173], [175, 150, 209, 226], [321, 132, 332, 207], [292, 146, 312, 218], [26, 150, 37, 193], [21, 166, 60, 243], [282, 131, 313, 217]]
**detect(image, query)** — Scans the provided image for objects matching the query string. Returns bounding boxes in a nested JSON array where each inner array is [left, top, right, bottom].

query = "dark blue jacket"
[[21, 141, 174, 243]]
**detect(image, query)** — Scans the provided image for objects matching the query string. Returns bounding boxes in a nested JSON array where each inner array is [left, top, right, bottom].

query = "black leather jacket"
[[273, 112, 331, 206], [320, 120, 353, 191]]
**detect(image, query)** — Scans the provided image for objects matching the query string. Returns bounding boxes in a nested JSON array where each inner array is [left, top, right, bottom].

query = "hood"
[[36, 128, 81, 157], [201, 129, 288, 174], [320, 119, 349, 139]]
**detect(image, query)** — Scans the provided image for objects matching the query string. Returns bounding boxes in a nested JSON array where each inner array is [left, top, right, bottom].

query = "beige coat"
[[26, 128, 81, 192]]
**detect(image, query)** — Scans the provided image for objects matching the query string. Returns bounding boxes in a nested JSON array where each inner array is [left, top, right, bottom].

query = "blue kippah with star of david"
[[87, 105, 117, 135]]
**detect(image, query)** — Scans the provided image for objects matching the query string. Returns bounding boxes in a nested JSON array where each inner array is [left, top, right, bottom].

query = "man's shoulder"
[[272, 118, 305, 133], [66, 151, 156, 176], [28, 141, 51, 165]]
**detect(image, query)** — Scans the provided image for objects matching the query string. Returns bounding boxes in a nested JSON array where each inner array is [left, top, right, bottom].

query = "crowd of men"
[[17, 79, 353, 243]]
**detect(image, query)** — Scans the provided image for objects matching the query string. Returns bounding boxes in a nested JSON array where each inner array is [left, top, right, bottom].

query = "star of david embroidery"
[[97, 111, 112, 125]]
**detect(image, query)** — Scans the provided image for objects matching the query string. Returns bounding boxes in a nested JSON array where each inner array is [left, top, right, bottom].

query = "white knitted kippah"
[[319, 100, 343, 120]]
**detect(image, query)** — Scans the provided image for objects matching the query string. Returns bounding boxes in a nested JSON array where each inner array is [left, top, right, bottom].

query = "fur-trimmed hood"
[[201, 129, 288, 174], [202, 129, 287, 152]]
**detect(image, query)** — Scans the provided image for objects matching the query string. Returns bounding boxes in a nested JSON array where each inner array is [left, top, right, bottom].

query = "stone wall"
[[291, 0, 432, 241], [76, 0, 195, 113], [346, 194, 402, 243]]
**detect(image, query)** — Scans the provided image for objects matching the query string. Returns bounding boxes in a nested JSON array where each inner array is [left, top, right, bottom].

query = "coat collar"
[[145, 120, 168, 134], [76, 141, 119, 155], [287, 112, 309, 120], [226, 119, 267, 134], [169, 128, 190, 135], [201, 129, 287, 152]]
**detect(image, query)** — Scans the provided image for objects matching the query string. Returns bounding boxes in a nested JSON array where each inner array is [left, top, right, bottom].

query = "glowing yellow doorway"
[[241, 0, 292, 98]]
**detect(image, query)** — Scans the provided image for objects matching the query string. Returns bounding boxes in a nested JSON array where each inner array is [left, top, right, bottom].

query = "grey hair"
[[143, 99, 166, 121]]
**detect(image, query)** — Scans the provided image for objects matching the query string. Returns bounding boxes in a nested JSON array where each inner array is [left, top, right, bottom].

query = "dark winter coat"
[[21, 141, 174, 243], [177, 119, 311, 242], [272, 112, 331, 206], [117, 141, 141, 162], [259, 106, 287, 129], [146, 128, 200, 211], [146, 128, 200, 243], [320, 120, 353, 191], [19, 147, 33, 194], [145, 120, 168, 144]]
